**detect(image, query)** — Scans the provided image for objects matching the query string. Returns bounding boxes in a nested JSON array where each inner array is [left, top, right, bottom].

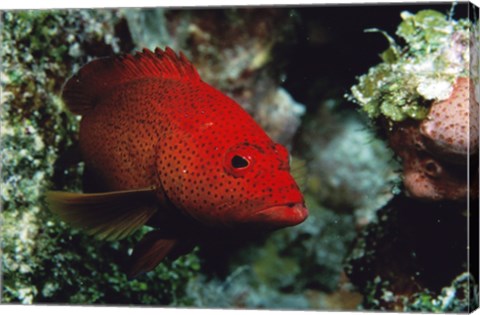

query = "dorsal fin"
[[62, 47, 201, 115]]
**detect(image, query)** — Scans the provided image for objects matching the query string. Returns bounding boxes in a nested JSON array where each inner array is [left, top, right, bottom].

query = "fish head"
[[218, 141, 309, 229], [157, 133, 308, 230]]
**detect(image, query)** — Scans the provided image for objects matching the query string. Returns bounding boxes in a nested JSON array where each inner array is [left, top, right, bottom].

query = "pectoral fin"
[[291, 156, 308, 192], [128, 230, 197, 279], [128, 231, 178, 279], [46, 187, 158, 241]]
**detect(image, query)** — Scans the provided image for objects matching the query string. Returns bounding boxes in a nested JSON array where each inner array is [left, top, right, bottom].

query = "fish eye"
[[224, 144, 257, 178], [231, 155, 249, 169]]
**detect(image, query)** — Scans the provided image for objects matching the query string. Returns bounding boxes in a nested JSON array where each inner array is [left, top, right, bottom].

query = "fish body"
[[47, 48, 308, 277]]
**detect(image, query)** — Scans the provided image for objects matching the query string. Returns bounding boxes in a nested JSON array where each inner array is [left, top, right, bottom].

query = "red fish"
[[47, 47, 308, 278]]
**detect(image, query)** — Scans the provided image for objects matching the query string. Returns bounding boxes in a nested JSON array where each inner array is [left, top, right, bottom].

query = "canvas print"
[[1, 1, 479, 312]]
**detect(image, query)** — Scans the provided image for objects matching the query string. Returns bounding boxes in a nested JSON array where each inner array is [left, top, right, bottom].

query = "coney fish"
[[47, 47, 308, 278]]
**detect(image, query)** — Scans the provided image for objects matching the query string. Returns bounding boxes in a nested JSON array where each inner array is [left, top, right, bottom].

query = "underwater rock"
[[124, 8, 305, 146], [345, 195, 475, 311]]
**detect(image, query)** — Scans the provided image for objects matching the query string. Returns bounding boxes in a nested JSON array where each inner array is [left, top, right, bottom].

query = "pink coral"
[[388, 77, 479, 201], [420, 77, 479, 164]]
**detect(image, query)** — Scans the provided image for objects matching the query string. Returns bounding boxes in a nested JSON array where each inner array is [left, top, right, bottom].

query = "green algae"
[[360, 272, 478, 312], [407, 272, 478, 312], [348, 10, 471, 123]]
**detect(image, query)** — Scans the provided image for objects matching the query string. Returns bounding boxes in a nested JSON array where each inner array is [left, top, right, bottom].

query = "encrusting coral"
[[388, 76, 478, 201], [349, 10, 478, 202], [419, 77, 479, 164], [388, 120, 475, 201]]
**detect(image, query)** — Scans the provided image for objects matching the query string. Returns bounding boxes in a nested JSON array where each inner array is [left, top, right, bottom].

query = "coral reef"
[[349, 10, 478, 202], [349, 10, 471, 124], [300, 101, 401, 225], [346, 8, 478, 312], [386, 76, 478, 203]]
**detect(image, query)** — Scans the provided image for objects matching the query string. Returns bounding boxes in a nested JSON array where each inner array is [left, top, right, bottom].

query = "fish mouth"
[[253, 202, 308, 228]]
